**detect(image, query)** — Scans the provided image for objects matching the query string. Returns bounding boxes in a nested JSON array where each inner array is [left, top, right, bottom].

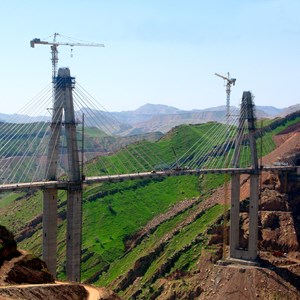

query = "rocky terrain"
[[0, 225, 120, 300]]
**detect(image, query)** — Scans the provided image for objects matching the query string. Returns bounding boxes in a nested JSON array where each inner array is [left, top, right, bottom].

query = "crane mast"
[[215, 72, 236, 124], [30, 33, 104, 79]]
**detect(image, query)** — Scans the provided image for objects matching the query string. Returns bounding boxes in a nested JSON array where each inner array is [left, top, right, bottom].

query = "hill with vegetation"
[[0, 111, 300, 298], [0, 122, 162, 183], [0, 122, 162, 158]]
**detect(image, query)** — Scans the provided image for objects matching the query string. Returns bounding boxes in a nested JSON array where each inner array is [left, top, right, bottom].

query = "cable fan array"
[[0, 80, 270, 185]]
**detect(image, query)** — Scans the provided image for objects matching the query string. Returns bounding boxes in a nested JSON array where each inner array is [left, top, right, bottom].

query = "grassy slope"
[[135, 205, 223, 297], [80, 176, 200, 280], [0, 123, 161, 182], [97, 204, 223, 297], [97, 208, 193, 286], [0, 115, 299, 286], [84, 122, 228, 176]]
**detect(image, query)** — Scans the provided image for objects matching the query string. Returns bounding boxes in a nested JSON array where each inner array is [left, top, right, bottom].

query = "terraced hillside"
[[0, 112, 299, 297]]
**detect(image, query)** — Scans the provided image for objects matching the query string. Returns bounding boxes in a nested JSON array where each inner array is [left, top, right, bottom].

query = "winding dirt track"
[[84, 284, 101, 300]]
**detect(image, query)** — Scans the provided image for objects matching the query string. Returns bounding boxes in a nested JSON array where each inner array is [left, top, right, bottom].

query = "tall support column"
[[248, 174, 259, 259], [66, 188, 82, 282], [247, 91, 259, 260], [229, 174, 241, 258], [43, 188, 58, 277], [57, 68, 82, 282], [42, 77, 63, 277], [43, 67, 82, 281], [229, 91, 259, 262]]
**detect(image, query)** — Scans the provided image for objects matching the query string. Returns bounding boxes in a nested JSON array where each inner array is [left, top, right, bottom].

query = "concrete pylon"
[[229, 91, 259, 261], [43, 72, 64, 277], [59, 68, 82, 282], [42, 188, 58, 277], [43, 67, 82, 282]]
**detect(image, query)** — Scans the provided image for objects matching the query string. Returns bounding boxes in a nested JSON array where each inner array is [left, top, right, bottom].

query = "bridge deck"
[[0, 166, 296, 192]]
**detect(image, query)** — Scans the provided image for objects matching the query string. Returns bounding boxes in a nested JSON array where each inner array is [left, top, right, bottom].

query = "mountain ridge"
[[0, 103, 298, 136]]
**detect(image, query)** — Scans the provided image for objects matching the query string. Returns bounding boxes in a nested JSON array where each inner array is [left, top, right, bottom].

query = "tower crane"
[[30, 33, 104, 79], [214, 72, 236, 122]]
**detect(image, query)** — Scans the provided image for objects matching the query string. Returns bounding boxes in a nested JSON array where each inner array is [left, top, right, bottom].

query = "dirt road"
[[84, 284, 101, 300]]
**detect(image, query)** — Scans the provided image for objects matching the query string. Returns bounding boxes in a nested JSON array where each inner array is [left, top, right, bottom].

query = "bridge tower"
[[43, 67, 82, 282], [229, 91, 259, 261]]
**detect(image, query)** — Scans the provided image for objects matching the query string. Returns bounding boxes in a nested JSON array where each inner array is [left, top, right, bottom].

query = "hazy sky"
[[1, 0, 299, 114]]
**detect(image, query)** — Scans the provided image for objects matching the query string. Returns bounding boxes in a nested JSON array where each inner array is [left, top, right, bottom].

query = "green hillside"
[[0, 123, 161, 183], [84, 122, 229, 176], [0, 112, 299, 296], [0, 122, 161, 158]]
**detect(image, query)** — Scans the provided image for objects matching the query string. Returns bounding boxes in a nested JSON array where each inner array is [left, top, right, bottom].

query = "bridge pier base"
[[66, 188, 82, 282], [228, 173, 259, 261], [42, 188, 58, 277], [248, 174, 259, 260], [229, 174, 240, 258]]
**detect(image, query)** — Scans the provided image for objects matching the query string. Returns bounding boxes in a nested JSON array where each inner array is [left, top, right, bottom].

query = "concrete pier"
[[42, 71, 63, 276], [60, 68, 82, 282], [42, 188, 58, 277], [248, 174, 259, 259], [66, 188, 82, 282], [229, 91, 259, 262], [42, 67, 82, 282], [229, 174, 241, 258]]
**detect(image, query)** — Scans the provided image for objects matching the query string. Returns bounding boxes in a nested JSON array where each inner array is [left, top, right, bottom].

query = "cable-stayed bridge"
[[0, 68, 298, 282], [0, 166, 295, 192]]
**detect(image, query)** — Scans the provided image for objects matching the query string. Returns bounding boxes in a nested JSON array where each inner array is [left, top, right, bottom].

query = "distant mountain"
[[199, 105, 237, 112], [256, 106, 283, 116], [127, 111, 225, 134], [131, 103, 181, 115], [194, 104, 298, 118], [1, 103, 299, 136], [110, 104, 183, 125], [0, 113, 50, 123], [279, 104, 300, 117], [117, 103, 299, 134]]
